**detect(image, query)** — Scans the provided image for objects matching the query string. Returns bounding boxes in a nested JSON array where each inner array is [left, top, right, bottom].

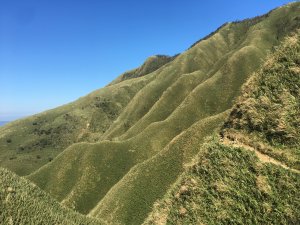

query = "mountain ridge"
[[0, 2, 300, 225], [144, 28, 300, 224]]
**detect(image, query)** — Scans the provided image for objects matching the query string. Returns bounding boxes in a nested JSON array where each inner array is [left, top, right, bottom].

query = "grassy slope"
[[144, 27, 300, 225], [89, 111, 228, 225], [102, 3, 300, 142], [27, 3, 300, 225], [109, 55, 177, 85], [144, 139, 300, 225], [222, 28, 300, 169], [0, 2, 299, 225], [0, 72, 150, 175], [0, 167, 103, 225], [29, 141, 134, 214]]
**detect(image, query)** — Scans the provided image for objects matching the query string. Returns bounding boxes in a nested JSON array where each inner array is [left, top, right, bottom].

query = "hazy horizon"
[[0, 121, 9, 126]]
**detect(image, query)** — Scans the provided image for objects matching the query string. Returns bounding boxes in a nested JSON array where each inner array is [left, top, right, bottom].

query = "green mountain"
[[145, 28, 300, 224], [0, 2, 300, 225], [0, 167, 104, 224], [109, 54, 178, 85]]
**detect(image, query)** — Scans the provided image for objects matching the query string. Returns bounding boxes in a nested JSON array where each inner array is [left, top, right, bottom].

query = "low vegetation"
[[0, 74, 150, 175], [0, 2, 299, 225], [145, 26, 300, 225], [144, 139, 300, 225], [109, 54, 177, 85], [222, 28, 300, 169], [0, 167, 104, 225]]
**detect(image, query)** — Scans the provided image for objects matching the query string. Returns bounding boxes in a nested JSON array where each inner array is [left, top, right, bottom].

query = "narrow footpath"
[[222, 138, 300, 174]]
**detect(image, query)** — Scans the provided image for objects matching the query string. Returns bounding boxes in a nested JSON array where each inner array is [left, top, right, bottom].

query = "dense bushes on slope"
[[144, 139, 300, 225], [222, 29, 300, 169]]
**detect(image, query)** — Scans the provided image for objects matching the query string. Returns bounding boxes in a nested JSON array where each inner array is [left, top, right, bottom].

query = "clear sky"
[[0, 0, 295, 121]]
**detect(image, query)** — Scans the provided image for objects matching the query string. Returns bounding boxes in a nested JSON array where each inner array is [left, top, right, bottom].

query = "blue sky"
[[0, 0, 295, 121]]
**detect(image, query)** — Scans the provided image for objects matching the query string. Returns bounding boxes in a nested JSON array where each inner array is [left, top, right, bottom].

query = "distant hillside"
[[0, 76, 150, 175], [109, 54, 177, 85], [0, 2, 300, 225]]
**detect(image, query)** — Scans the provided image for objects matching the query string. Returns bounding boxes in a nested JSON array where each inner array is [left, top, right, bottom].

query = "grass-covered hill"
[[222, 27, 300, 170], [109, 54, 177, 85], [0, 167, 104, 225], [144, 28, 300, 225], [144, 139, 300, 225], [0, 2, 300, 225], [0, 77, 151, 175]]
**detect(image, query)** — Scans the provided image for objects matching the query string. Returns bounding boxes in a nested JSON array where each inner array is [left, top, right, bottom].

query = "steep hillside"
[[87, 111, 227, 224], [144, 28, 300, 225], [0, 167, 103, 225], [0, 70, 151, 175], [222, 27, 300, 169], [109, 54, 177, 85], [27, 3, 300, 225], [144, 139, 300, 225], [101, 3, 300, 142], [0, 2, 299, 225], [0, 53, 176, 176]]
